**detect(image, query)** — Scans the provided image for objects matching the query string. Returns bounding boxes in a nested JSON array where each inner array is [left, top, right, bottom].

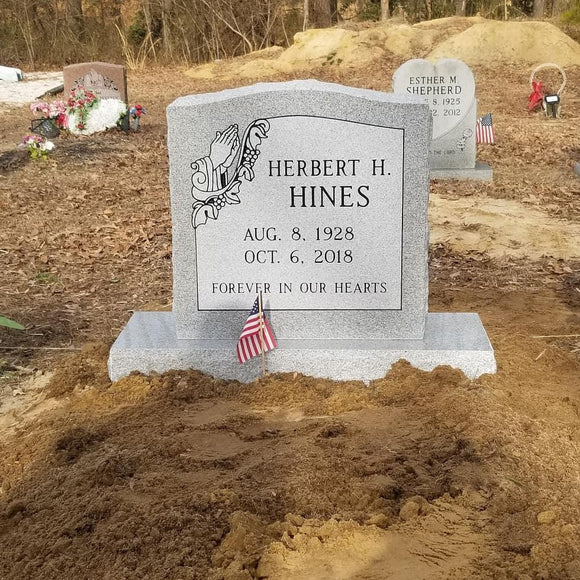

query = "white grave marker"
[[393, 58, 492, 180]]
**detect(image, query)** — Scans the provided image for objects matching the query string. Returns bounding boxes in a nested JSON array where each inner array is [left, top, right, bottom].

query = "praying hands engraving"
[[191, 119, 270, 229], [210, 124, 240, 171]]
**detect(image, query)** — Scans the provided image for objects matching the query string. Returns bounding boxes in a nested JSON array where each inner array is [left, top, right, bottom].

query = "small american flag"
[[476, 113, 496, 145], [237, 294, 277, 364]]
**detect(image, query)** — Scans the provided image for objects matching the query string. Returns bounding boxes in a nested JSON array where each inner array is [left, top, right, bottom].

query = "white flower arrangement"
[[67, 98, 128, 136]]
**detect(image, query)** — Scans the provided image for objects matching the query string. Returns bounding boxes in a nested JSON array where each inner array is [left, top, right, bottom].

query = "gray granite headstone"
[[392, 59, 492, 181], [108, 80, 496, 383], [170, 85, 430, 341]]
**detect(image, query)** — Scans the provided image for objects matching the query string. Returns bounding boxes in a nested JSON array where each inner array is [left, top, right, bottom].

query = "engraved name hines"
[[191, 115, 404, 311]]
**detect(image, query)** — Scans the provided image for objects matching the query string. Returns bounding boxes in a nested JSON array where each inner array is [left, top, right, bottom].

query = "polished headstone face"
[[392, 59, 476, 170], [63, 62, 127, 102], [194, 117, 404, 312], [167, 81, 431, 341]]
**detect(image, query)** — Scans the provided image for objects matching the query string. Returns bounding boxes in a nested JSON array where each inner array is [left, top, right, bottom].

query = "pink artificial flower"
[[21, 134, 43, 146], [30, 101, 51, 117], [49, 101, 66, 117]]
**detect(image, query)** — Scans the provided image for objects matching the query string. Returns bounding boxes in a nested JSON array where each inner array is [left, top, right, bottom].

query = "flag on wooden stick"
[[237, 293, 277, 364], [476, 113, 496, 144]]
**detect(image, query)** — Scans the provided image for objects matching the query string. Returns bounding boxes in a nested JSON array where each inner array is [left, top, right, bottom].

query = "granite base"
[[108, 311, 496, 383], [431, 162, 493, 181]]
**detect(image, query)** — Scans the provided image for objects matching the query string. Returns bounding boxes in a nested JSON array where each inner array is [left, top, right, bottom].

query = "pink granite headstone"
[[63, 62, 127, 102]]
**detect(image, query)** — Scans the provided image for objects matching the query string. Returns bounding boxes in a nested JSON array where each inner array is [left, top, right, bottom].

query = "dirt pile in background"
[[185, 17, 580, 81], [428, 20, 580, 67]]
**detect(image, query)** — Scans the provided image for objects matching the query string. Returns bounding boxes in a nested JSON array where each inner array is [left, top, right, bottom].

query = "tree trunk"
[[142, 0, 154, 35], [66, 0, 85, 40], [304, 0, 332, 29], [356, 0, 365, 17], [533, 0, 545, 18], [381, 0, 390, 20], [330, 0, 338, 23], [162, 0, 174, 54], [454, 0, 466, 15]]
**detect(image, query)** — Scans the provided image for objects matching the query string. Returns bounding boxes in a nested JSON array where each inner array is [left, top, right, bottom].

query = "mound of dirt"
[[0, 328, 579, 579], [430, 193, 580, 260], [184, 17, 580, 82], [187, 46, 288, 81], [428, 20, 580, 67], [45, 342, 110, 398], [273, 20, 454, 68], [255, 504, 485, 580], [185, 17, 479, 80]]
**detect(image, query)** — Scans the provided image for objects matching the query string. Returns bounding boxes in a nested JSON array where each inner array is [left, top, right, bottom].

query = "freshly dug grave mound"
[[0, 327, 579, 579]]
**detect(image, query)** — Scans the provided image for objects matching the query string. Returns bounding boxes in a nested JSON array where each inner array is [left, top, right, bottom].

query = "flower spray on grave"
[[30, 100, 67, 138], [66, 86, 99, 133], [65, 87, 127, 136], [20, 134, 55, 160]]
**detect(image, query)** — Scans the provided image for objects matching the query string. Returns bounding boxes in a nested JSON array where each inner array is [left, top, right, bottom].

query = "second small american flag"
[[476, 113, 496, 145], [237, 295, 277, 363]]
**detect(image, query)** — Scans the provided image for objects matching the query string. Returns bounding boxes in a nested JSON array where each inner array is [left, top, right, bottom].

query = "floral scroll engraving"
[[73, 70, 120, 99], [190, 119, 270, 229]]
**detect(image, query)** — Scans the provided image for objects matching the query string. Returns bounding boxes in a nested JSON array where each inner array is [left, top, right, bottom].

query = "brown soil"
[[428, 20, 580, 67], [0, 37, 579, 580], [185, 17, 580, 81]]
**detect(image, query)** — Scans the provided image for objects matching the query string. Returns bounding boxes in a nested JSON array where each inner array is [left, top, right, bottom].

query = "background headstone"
[[0, 65, 23, 82], [109, 80, 496, 382], [63, 62, 127, 102], [393, 58, 492, 180]]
